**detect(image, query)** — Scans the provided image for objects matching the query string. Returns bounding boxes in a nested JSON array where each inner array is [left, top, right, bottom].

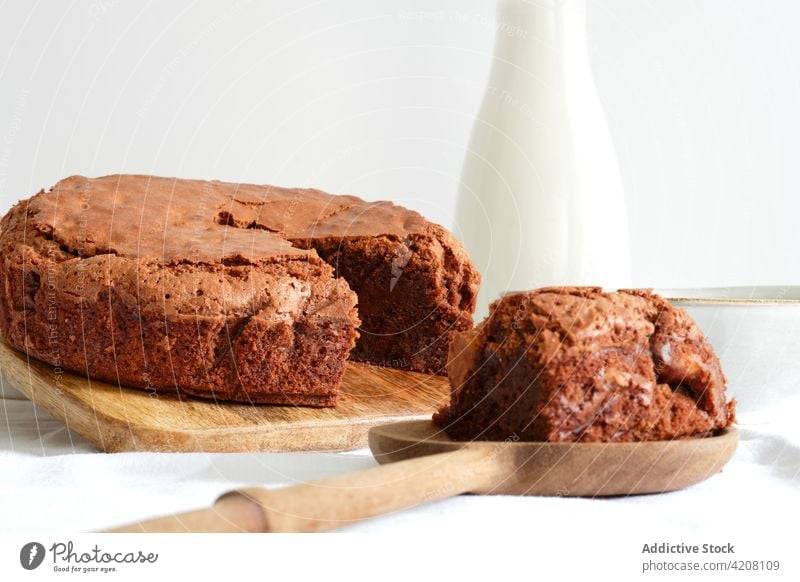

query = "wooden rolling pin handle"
[[108, 445, 502, 533], [107, 493, 268, 533]]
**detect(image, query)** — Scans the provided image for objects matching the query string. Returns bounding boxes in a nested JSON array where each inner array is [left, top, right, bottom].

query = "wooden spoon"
[[107, 420, 738, 533]]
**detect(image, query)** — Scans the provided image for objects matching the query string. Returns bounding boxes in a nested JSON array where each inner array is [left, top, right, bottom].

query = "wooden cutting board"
[[0, 339, 448, 453]]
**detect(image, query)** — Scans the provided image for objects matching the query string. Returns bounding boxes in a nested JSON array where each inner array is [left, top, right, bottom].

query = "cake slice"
[[434, 287, 736, 442]]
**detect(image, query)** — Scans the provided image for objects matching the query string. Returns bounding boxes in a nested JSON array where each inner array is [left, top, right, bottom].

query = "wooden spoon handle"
[[107, 446, 501, 533]]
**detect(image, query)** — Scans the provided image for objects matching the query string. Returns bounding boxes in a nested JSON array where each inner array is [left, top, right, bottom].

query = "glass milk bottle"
[[455, 0, 631, 319]]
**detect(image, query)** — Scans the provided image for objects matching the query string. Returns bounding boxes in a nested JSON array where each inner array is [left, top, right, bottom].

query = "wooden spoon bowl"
[[370, 420, 739, 497], [109, 420, 738, 532]]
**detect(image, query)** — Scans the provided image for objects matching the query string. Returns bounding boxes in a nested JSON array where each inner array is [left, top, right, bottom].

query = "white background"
[[1, 0, 799, 288]]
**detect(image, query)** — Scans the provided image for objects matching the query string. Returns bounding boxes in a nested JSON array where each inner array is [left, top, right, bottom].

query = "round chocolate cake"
[[0, 175, 479, 405]]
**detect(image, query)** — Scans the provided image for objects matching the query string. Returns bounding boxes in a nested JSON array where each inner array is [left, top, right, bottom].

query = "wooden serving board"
[[0, 339, 448, 453]]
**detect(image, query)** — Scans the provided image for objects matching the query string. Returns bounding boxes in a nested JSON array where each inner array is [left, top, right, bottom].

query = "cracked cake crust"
[[0, 174, 478, 404], [434, 287, 736, 442]]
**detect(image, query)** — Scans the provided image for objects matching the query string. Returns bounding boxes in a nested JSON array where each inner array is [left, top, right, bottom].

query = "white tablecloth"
[[2, 377, 798, 536]]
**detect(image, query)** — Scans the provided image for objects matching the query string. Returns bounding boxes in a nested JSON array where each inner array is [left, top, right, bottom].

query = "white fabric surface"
[[1, 374, 798, 535]]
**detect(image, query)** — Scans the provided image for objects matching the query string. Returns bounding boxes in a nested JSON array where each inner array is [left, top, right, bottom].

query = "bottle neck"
[[493, 0, 590, 77]]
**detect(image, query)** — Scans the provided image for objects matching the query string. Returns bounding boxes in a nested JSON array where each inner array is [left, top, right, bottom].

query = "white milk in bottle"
[[455, 0, 631, 319]]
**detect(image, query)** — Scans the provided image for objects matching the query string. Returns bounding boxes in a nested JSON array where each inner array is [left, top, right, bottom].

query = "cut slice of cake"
[[434, 287, 736, 441]]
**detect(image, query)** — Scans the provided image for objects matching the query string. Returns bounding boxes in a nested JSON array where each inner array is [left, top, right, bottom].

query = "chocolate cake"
[[220, 183, 479, 374], [0, 175, 479, 405], [434, 287, 736, 442]]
